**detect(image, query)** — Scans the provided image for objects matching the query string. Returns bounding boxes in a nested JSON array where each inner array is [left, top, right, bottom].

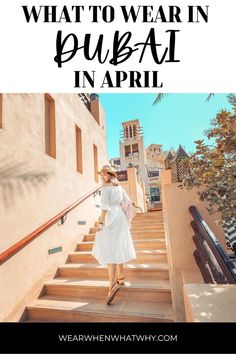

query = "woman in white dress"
[[92, 165, 136, 305]]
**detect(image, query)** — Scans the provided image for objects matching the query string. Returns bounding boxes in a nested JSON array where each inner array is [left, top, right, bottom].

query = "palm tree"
[[153, 93, 215, 105]]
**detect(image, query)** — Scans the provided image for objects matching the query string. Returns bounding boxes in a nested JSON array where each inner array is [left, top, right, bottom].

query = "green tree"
[[182, 94, 236, 225]]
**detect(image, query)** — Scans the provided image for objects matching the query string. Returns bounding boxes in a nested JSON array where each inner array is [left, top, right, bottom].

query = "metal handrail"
[[0, 185, 102, 265], [189, 205, 236, 283]]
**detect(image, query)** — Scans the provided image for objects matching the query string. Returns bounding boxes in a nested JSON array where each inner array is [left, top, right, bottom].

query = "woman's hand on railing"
[[97, 221, 104, 231], [132, 202, 143, 213]]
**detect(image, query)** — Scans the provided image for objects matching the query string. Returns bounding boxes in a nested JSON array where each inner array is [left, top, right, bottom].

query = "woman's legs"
[[106, 263, 120, 305], [117, 264, 124, 280], [107, 264, 117, 293]]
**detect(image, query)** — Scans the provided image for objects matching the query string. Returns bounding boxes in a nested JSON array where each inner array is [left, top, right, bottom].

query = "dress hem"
[[92, 254, 137, 266]]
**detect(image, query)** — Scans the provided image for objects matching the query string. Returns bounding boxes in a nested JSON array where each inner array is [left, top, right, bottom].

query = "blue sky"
[[99, 93, 233, 159]]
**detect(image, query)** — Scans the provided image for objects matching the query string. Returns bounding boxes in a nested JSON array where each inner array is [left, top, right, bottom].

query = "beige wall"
[[161, 168, 172, 185], [0, 94, 108, 321], [161, 170, 226, 321], [162, 170, 225, 272]]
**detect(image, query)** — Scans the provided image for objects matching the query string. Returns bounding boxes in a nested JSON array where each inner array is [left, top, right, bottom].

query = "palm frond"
[[153, 94, 168, 106], [205, 93, 215, 102]]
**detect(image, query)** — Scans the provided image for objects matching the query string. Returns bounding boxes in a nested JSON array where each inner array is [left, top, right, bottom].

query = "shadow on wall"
[[0, 158, 52, 208], [186, 284, 236, 322]]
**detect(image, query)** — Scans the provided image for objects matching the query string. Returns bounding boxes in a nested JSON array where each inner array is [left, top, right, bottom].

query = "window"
[[76, 126, 83, 173], [93, 144, 98, 182], [132, 143, 139, 156], [150, 187, 160, 202], [125, 145, 131, 157], [148, 170, 160, 178], [45, 94, 56, 158], [113, 159, 120, 166]]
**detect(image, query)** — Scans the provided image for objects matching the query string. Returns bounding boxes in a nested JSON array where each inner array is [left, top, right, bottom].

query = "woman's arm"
[[99, 209, 107, 224], [98, 188, 110, 229], [98, 209, 108, 230]]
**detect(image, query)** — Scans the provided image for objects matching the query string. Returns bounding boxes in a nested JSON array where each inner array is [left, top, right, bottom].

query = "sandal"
[[117, 276, 125, 285], [106, 283, 120, 305]]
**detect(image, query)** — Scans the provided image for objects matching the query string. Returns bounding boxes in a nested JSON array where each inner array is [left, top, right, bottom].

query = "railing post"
[[189, 205, 236, 284]]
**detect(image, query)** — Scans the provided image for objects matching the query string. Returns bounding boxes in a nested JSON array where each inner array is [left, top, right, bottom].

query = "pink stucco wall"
[[0, 94, 108, 321]]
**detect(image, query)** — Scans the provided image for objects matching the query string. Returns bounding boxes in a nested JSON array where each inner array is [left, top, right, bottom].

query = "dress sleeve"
[[122, 187, 132, 205], [121, 187, 134, 226], [100, 188, 111, 211]]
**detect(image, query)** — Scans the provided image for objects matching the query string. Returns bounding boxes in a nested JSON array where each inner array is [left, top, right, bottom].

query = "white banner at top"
[[0, 0, 235, 93]]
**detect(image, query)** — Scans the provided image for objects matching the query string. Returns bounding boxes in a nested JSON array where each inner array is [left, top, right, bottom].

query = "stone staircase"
[[22, 211, 174, 322]]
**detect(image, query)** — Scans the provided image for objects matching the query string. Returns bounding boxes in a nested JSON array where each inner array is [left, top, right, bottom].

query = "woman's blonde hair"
[[106, 172, 119, 186]]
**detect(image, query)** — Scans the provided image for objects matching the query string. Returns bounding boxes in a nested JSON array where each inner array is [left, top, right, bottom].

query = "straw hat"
[[98, 164, 117, 178]]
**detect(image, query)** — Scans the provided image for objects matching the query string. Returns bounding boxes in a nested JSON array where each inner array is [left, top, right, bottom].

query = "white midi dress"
[[92, 185, 137, 266]]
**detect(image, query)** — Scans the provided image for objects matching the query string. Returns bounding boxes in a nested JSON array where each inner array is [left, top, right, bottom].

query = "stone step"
[[68, 249, 168, 264], [93, 219, 166, 227], [57, 263, 169, 280], [131, 225, 164, 231], [133, 219, 163, 223], [83, 234, 95, 242], [76, 239, 166, 252], [132, 218, 163, 222], [131, 223, 164, 228], [131, 230, 165, 238], [90, 227, 98, 233], [22, 210, 174, 324], [135, 212, 162, 214], [133, 214, 163, 220], [93, 218, 164, 226], [133, 214, 163, 218], [43, 278, 172, 303], [90, 225, 164, 233], [25, 297, 173, 322], [134, 212, 163, 220], [131, 230, 165, 235], [84, 231, 165, 242], [132, 223, 164, 227]]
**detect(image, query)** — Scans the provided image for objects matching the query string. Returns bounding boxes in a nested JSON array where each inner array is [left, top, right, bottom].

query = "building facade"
[[0, 93, 108, 321], [119, 119, 148, 186], [146, 144, 166, 207], [110, 119, 166, 208]]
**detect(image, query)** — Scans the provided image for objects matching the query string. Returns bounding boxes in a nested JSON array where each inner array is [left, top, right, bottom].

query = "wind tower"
[[119, 119, 148, 186]]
